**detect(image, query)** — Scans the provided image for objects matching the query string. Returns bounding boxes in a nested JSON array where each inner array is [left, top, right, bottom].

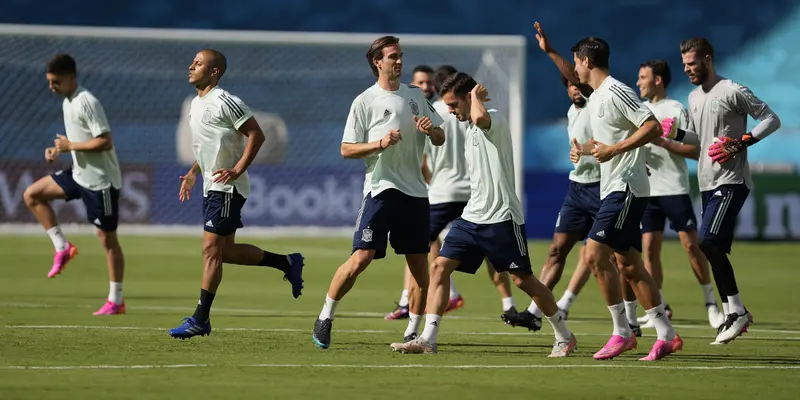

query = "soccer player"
[[22, 54, 127, 316], [385, 65, 519, 323], [661, 38, 781, 344], [168, 49, 305, 339], [538, 21, 682, 359], [411, 65, 436, 101], [313, 36, 445, 349], [629, 59, 724, 330], [390, 73, 577, 357], [505, 24, 599, 329]]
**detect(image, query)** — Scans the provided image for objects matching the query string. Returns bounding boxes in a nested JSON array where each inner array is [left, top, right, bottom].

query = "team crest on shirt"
[[361, 228, 373, 242], [408, 99, 419, 115], [201, 107, 215, 124], [597, 100, 605, 118], [710, 98, 720, 113]]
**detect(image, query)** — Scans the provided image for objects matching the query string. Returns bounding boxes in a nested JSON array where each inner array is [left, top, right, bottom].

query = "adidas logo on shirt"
[[206, 220, 214, 227], [714, 190, 723, 197], [509, 262, 519, 270], [596, 230, 606, 238], [384, 109, 391, 118]]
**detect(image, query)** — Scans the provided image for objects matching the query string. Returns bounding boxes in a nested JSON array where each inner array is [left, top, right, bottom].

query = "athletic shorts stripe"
[[614, 191, 633, 229], [710, 191, 733, 235], [354, 196, 367, 230], [513, 221, 526, 256]]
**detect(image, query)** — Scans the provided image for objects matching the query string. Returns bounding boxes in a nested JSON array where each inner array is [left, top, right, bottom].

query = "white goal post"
[[0, 24, 526, 237]]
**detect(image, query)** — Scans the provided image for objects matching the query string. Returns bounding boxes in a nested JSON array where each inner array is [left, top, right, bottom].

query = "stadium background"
[[1, 0, 798, 240]]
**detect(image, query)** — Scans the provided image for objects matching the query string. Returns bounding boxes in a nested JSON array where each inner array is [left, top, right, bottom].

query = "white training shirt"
[[642, 98, 691, 196], [61, 86, 122, 191], [189, 86, 254, 198], [588, 76, 654, 199], [424, 99, 471, 204], [567, 101, 600, 184], [342, 83, 444, 198], [461, 109, 524, 225]]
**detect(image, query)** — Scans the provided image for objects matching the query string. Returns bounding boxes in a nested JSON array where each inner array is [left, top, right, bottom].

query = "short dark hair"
[[201, 49, 227, 79], [640, 59, 672, 88], [412, 65, 433, 75], [560, 74, 572, 87], [439, 72, 477, 98], [46, 54, 77, 75], [570, 37, 610, 69], [366, 36, 400, 77], [680, 37, 714, 59], [433, 65, 458, 93]]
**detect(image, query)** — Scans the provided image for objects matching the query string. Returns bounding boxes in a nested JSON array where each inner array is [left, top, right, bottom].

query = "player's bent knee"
[[347, 250, 374, 275]]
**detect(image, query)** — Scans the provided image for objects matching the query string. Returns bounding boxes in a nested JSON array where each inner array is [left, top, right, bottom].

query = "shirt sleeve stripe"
[[220, 94, 244, 119], [609, 85, 639, 112]]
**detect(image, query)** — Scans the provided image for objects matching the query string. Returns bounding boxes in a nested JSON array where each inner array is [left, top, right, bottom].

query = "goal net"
[[0, 24, 526, 236]]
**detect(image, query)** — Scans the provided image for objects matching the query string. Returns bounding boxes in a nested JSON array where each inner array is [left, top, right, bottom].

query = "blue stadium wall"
[[2, 1, 798, 239]]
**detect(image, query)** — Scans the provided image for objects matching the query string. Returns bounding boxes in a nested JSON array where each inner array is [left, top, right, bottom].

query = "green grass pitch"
[[1, 235, 799, 399]]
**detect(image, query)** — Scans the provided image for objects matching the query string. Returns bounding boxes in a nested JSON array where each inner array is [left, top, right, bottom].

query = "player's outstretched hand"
[[591, 139, 615, 163], [708, 136, 749, 164], [661, 117, 677, 139], [44, 147, 57, 163], [54, 134, 71, 153], [414, 116, 434, 135], [470, 84, 491, 103], [570, 138, 582, 163], [212, 168, 241, 185], [178, 173, 196, 202], [381, 129, 402, 149], [534, 21, 553, 53]]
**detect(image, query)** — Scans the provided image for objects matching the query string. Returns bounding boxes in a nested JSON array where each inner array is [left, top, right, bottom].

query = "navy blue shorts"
[[641, 194, 698, 233], [554, 181, 601, 238], [51, 169, 119, 232], [699, 184, 750, 254], [440, 218, 533, 276], [588, 189, 647, 253], [429, 202, 467, 242], [203, 189, 246, 237], [352, 189, 430, 259]]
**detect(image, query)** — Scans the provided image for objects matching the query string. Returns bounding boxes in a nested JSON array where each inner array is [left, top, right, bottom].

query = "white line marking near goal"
[[5, 325, 800, 341], [2, 363, 798, 371], [3, 302, 799, 335]]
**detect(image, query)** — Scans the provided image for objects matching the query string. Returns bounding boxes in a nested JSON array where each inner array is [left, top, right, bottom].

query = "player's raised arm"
[[469, 84, 491, 130], [594, 84, 661, 162], [213, 94, 264, 185], [54, 96, 114, 153], [534, 21, 592, 97]]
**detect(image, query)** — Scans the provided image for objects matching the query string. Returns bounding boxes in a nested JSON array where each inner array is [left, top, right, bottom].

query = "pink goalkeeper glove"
[[708, 134, 757, 164], [661, 117, 677, 139]]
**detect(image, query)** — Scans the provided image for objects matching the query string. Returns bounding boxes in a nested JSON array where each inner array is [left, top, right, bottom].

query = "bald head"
[[200, 49, 227, 79]]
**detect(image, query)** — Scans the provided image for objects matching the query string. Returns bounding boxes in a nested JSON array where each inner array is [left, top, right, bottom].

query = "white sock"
[[646, 304, 676, 341], [449, 279, 460, 299], [659, 289, 667, 307], [701, 284, 716, 305], [46, 226, 68, 252], [722, 301, 730, 315], [526, 300, 543, 318], [608, 302, 632, 338], [419, 314, 442, 343], [398, 289, 409, 307], [727, 294, 746, 315], [501, 297, 515, 312], [623, 300, 639, 326], [405, 313, 422, 337], [108, 282, 123, 305], [556, 290, 577, 311], [546, 313, 572, 343], [318, 295, 338, 320]]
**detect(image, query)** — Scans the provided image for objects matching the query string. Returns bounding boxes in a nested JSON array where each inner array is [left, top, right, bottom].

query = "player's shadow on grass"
[[676, 354, 800, 365]]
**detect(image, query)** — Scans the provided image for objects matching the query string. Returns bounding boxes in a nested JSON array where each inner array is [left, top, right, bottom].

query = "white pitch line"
[[5, 325, 800, 341], [2, 302, 799, 334], [2, 363, 799, 371]]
